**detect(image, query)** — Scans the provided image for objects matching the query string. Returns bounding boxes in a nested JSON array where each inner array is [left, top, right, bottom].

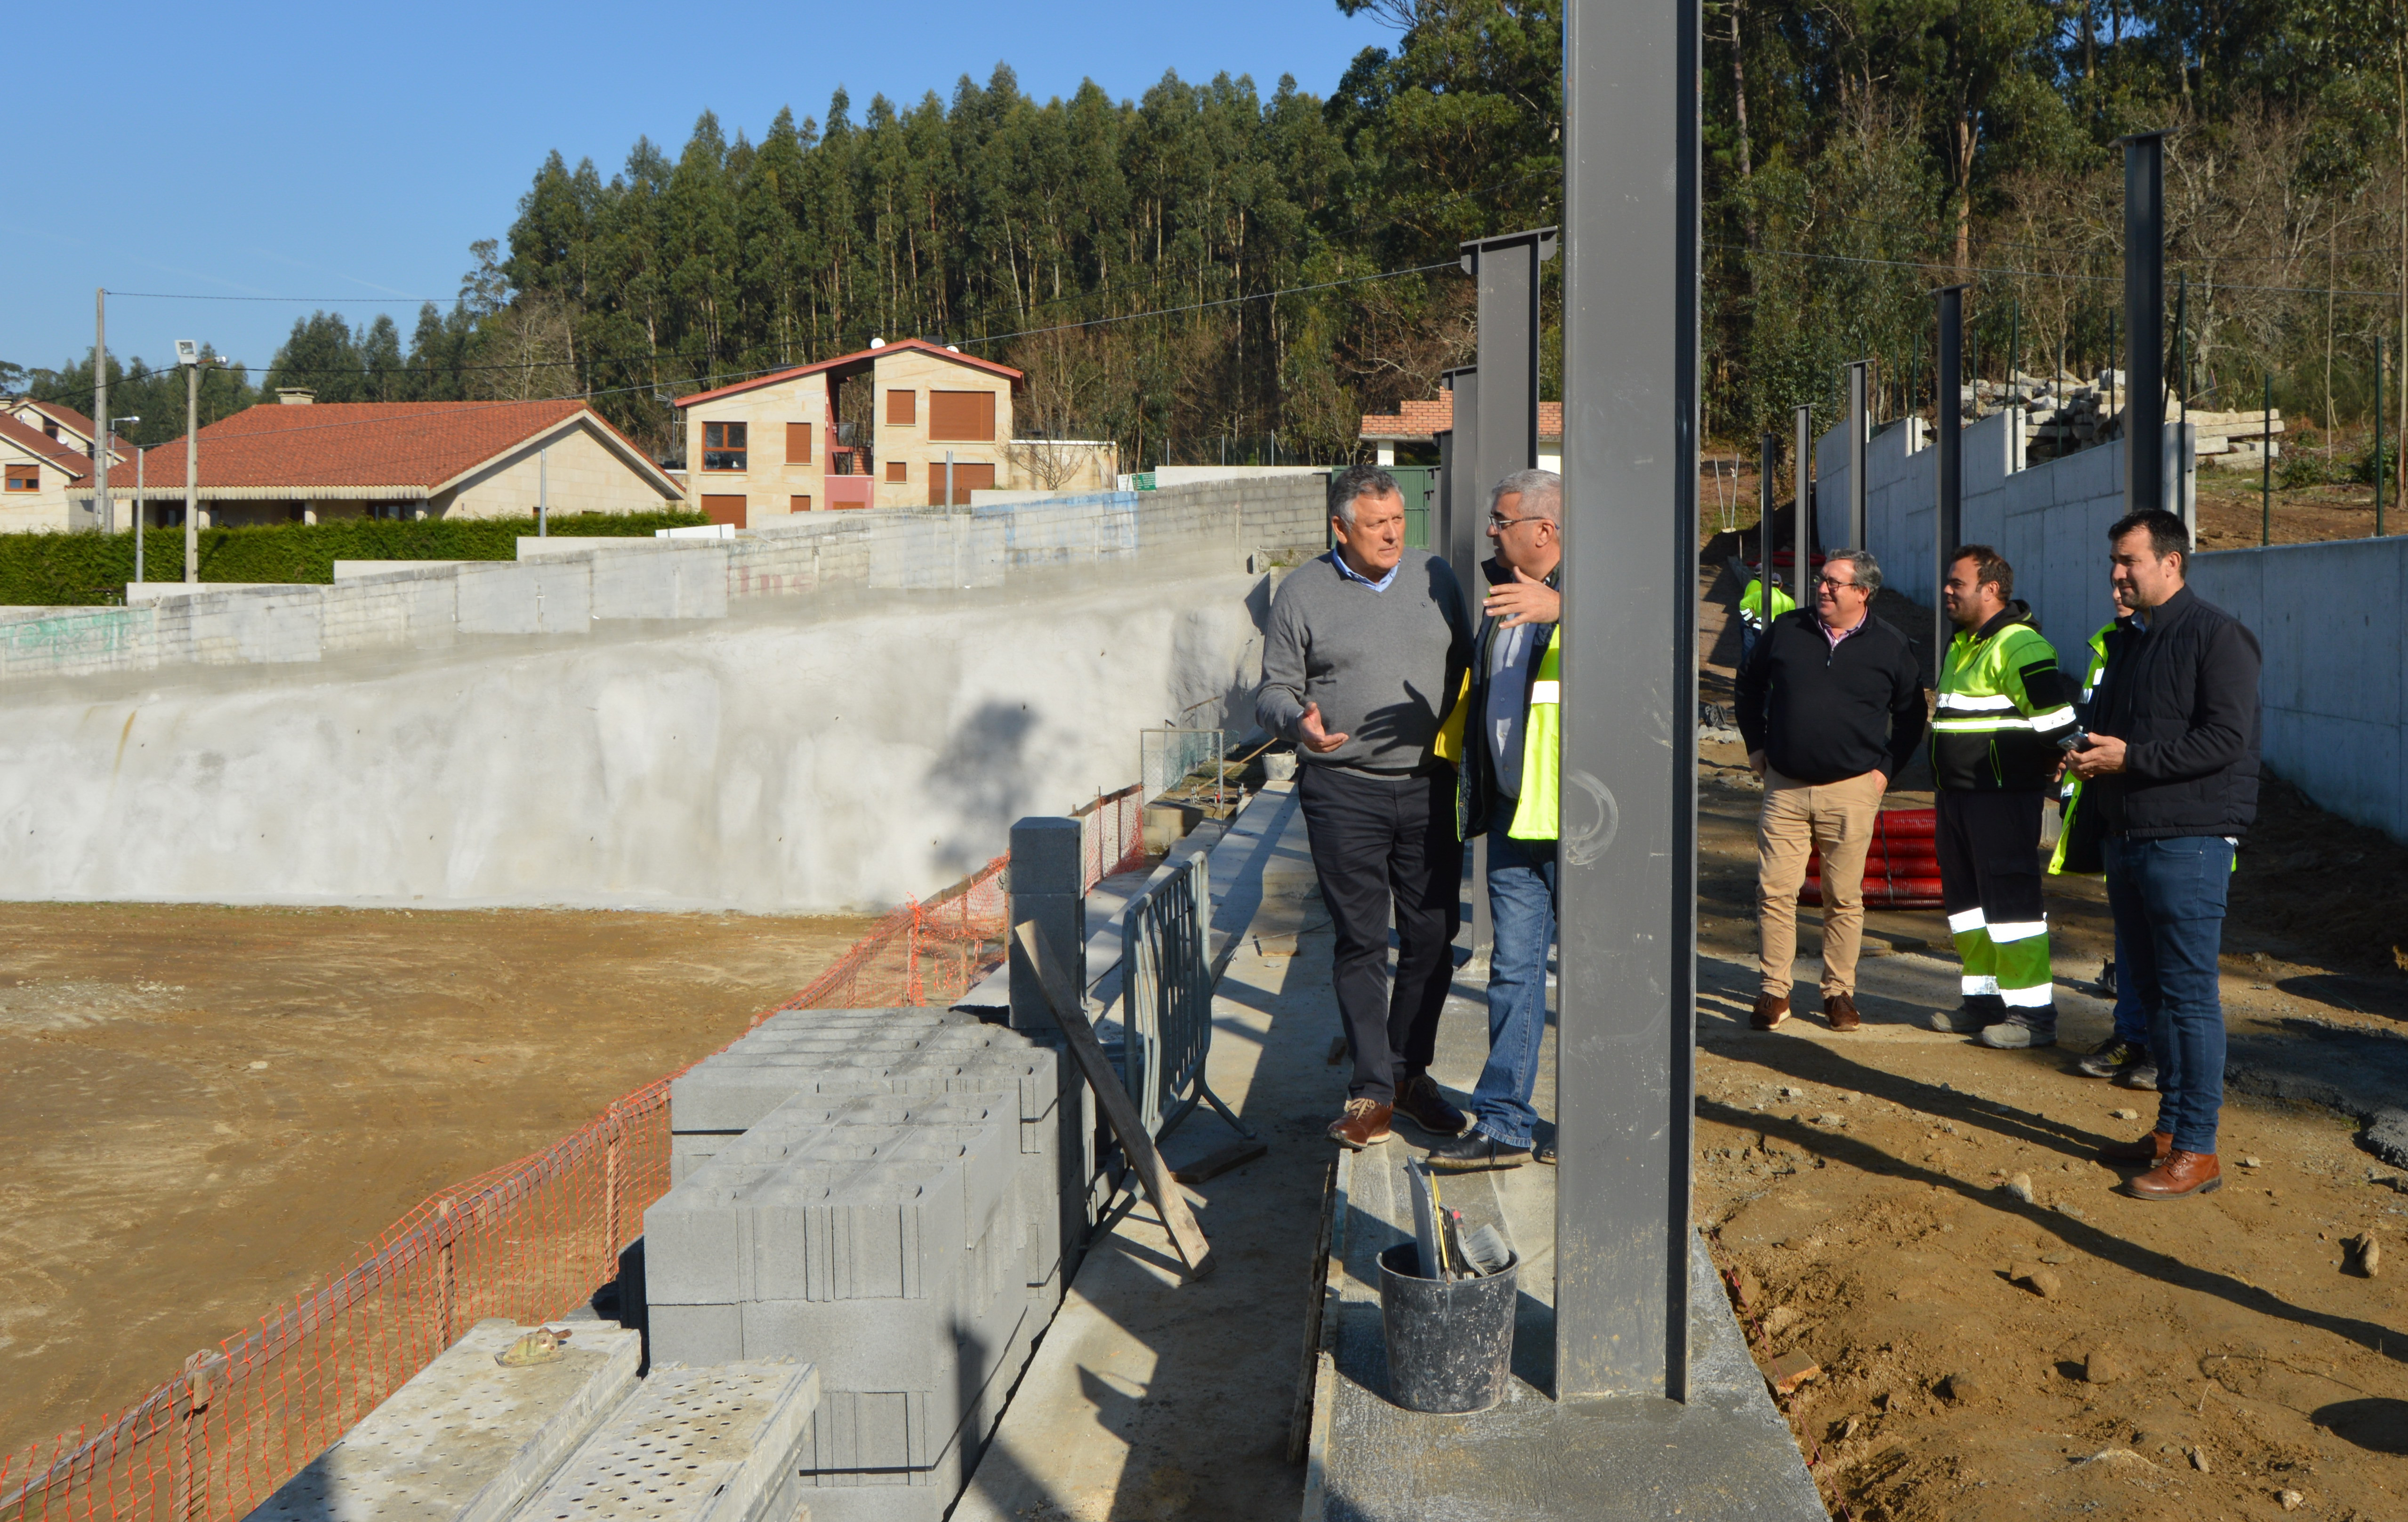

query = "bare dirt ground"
[[1692, 572, 2408, 1520], [0, 903, 874, 1459]]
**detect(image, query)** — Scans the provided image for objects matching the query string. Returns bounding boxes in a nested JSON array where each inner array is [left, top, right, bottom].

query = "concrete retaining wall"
[[0, 485, 1291, 912], [1817, 412, 2196, 659], [0, 478, 1325, 687], [1817, 410, 2408, 842], [2190, 537, 2408, 842]]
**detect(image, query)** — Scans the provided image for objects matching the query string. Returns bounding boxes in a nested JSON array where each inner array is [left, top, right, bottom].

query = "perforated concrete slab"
[[242, 1319, 640, 1522], [509, 1360, 820, 1522]]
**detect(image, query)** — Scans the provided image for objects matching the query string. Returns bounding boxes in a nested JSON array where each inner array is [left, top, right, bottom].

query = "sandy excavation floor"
[[1690, 559, 2408, 1518], [0, 902, 875, 1460]]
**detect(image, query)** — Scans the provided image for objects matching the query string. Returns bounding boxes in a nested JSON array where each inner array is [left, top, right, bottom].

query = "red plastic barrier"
[[1799, 808, 1943, 908]]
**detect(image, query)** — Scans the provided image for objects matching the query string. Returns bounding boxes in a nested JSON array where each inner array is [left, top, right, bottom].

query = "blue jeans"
[[2103, 835, 2235, 1153], [1468, 832, 1557, 1147], [2110, 924, 2149, 1048]]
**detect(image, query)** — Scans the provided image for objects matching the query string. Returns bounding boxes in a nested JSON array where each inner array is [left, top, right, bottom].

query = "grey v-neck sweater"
[[1255, 550, 1472, 775]]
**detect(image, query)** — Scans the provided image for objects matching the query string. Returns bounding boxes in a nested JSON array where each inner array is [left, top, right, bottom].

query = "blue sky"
[[5, 0, 1393, 379]]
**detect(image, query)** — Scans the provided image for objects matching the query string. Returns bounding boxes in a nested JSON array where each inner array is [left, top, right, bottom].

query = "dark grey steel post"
[[1439, 365, 1488, 956], [1759, 432, 1777, 535], [1558, 0, 1698, 1400], [1934, 285, 1967, 668], [1793, 404, 1812, 588], [2120, 131, 2167, 517], [1847, 361, 1870, 548], [1442, 367, 1482, 589], [1008, 813, 1094, 1283], [1436, 422, 1456, 564], [1462, 228, 1561, 485]]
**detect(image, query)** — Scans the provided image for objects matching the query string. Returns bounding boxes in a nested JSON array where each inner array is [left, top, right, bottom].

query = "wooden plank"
[[1014, 922, 1216, 1280], [1173, 1140, 1268, 1186]]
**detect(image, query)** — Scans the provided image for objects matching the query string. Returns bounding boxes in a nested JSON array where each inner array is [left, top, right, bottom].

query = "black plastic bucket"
[[1376, 1241, 1520, 1413]]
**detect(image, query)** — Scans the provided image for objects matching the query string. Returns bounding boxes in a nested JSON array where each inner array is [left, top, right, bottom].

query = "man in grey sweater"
[[1257, 464, 1474, 1149]]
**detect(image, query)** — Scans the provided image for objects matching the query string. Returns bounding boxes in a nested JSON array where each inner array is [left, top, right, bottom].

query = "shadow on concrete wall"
[[923, 701, 1038, 877]]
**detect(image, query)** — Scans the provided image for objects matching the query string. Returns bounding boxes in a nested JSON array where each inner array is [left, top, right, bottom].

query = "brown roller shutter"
[[927, 390, 996, 442], [886, 389, 916, 425], [926, 461, 996, 505], [701, 494, 747, 528], [785, 422, 813, 464]]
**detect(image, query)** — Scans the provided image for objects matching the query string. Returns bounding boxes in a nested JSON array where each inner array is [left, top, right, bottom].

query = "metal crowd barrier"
[[1118, 852, 1252, 1144]]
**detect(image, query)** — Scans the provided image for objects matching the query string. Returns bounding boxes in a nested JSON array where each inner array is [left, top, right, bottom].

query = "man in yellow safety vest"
[[1426, 467, 1562, 1172]]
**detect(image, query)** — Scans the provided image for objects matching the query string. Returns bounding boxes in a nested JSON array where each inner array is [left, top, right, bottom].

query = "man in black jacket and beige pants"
[[2069, 508, 2262, 1201], [1736, 549, 1926, 1032]]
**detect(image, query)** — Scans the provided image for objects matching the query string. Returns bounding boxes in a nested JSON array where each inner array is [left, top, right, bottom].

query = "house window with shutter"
[[785, 422, 813, 465], [702, 421, 748, 471], [886, 390, 917, 426], [4, 465, 35, 492], [928, 391, 995, 442], [886, 460, 908, 484]]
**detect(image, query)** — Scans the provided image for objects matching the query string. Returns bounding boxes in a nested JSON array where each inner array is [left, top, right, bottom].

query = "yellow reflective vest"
[[1435, 626, 1560, 841]]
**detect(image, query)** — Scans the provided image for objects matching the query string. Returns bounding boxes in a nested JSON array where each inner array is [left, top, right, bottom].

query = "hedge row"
[[0, 512, 709, 607]]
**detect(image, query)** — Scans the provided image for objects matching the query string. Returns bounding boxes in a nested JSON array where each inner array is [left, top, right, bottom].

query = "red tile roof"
[[1359, 393, 1563, 443], [0, 413, 100, 479], [78, 400, 677, 499], [673, 338, 1025, 408]]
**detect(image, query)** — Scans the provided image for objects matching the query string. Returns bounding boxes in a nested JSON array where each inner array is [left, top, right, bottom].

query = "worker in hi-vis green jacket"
[[1925, 545, 2080, 1049]]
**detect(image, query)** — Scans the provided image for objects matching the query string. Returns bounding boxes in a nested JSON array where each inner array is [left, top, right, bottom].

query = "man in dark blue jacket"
[[2069, 508, 2262, 1202]]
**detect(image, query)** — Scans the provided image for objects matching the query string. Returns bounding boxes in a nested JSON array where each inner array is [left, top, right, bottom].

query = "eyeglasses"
[[1487, 513, 1546, 531], [1815, 575, 1862, 592]]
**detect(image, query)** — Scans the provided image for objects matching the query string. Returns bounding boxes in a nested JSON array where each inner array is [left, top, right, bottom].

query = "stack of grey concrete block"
[[645, 1007, 1075, 1522]]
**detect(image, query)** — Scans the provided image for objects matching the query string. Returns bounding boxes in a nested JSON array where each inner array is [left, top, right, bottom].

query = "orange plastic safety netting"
[[0, 853, 1014, 1522]]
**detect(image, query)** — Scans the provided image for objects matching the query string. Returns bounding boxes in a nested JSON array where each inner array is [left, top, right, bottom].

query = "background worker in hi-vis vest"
[[1925, 545, 2080, 1048], [1425, 467, 1562, 1173]]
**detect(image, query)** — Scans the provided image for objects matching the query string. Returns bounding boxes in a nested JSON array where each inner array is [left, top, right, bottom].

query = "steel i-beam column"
[[1794, 404, 1812, 592], [2120, 131, 2168, 516], [1935, 286, 1967, 669], [1444, 367, 1482, 590], [1558, 0, 1699, 1400], [1847, 361, 1870, 549]]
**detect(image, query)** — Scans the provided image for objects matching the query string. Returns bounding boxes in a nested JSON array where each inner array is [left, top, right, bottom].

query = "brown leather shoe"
[[1393, 1073, 1467, 1138], [2098, 1130, 2173, 1165], [1750, 993, 1791, 1031], [1328, 1098, 1393, 1150], [1824, 993, 1860, 1032], [2126, 1148, 2221, 1200]]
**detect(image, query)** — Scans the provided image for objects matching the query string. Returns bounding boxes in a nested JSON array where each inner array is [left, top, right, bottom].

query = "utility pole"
[[94, 289, 112, 536], [539, 446, 550, 537], [180, 342, 201, 585]]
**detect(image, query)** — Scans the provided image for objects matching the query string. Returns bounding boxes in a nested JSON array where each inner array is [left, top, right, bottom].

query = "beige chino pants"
[[1755, 766, 1887, 1000]]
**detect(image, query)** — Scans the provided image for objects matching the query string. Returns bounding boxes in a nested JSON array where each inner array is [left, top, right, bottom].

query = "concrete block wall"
[[0, 483, 1291, 688], [646, 1009, 1069, 1522], [2191, 537, 2408, 844], [1815, 412, 2187, 652]]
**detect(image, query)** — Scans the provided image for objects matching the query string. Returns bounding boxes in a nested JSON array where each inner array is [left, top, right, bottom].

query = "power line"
[[1712, 241, 2408, 299]]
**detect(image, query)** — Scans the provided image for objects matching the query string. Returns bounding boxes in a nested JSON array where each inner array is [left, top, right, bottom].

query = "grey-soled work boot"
[[1977, 1013, 2057, 1049]]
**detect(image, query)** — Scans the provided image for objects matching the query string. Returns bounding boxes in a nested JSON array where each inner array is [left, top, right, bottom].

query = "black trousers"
[[1296, 764, 1462, 1105], [1935, 788, 2052, 1018]]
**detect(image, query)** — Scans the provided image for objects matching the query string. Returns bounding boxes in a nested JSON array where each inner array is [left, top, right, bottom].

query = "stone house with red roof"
[[670, 337, 1113, 527], [72, 395, 682, 529]]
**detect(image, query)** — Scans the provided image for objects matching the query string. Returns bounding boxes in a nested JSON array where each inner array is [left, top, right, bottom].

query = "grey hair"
[[1489, 467, 1562, 523], [1328, 463, 1401, 525], [1828, 548, 1882, 595]]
